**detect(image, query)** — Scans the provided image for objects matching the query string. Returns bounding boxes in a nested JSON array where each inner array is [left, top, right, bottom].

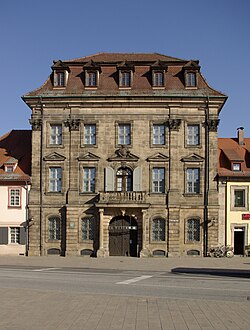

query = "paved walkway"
[[0, 255, 249, 329]]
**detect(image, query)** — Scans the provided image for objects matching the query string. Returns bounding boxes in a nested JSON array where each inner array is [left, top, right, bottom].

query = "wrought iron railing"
[[99, 191, 147, 203]]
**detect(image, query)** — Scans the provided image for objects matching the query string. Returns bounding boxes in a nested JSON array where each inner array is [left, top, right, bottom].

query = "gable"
[[181, 153, 204, 162], [78, 152, 100, 161], [147, 153, 169, 162], [43, 152, 66, 161]]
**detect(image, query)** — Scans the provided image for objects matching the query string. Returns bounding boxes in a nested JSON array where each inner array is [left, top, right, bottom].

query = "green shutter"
[[0, 227, 8, 244]]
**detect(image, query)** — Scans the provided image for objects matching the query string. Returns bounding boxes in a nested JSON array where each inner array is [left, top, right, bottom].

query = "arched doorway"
[[109, 216, 138, 257]]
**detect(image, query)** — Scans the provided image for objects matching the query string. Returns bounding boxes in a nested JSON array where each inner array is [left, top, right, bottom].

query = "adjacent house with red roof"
[[0, 130, 31, 255], [218, 127, 250, 255]]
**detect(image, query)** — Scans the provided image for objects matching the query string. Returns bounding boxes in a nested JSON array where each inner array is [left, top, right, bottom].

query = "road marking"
[[116, 275, 152, 285], [32, 268, 61, 272]]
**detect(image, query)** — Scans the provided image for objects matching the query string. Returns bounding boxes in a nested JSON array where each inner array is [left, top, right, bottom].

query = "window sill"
[[8, 206, 21, 209], [45, 192, 64, 196], [183, 193, 202, 197]]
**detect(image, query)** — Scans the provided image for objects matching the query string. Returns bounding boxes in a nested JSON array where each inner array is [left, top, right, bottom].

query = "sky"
[[0, 0, 249, 138]]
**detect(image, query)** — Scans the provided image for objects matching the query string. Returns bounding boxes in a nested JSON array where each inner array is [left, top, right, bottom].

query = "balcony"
[[98, 191, 147, 204]]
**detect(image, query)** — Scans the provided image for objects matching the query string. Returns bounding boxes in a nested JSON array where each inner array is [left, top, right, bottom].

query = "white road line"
[[116, 275, 152, 285], [32, 268, 61, 272]]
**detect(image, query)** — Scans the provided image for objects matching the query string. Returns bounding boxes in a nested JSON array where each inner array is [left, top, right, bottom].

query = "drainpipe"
[[203, 98, 209, 256], [39, 99, 44, 255], [224, 178, 228, 247], [25, 180, 29, 256]]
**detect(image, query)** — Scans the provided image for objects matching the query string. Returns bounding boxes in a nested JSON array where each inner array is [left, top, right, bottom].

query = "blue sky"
[[0, 0, 249, 138]]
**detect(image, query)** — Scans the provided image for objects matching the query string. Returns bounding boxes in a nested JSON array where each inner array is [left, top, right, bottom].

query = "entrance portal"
[[234, 228, 245, 255], [109, 216, 138, 257]]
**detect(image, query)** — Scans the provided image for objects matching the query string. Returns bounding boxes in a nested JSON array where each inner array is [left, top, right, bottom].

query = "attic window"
[[5, 165, 14, 173], [186, 72, 197, 87], [119, 71, 132, 87], [54, 71, 66, 87], [232, 163, 241, 171], [152, 71, 164, 87], [85, 71, 98, 87]]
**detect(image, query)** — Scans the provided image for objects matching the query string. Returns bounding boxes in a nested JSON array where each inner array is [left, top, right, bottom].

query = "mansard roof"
[[0, 130, 31, 182], [23, 52, 227, 101]]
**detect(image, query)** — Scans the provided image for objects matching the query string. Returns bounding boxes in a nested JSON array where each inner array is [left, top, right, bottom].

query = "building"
[[0, 130, 31, 255], [22, 53, 227, 257], [218, 128, 250, 256]]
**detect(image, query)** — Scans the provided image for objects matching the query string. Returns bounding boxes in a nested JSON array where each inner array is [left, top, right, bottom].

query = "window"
[[86, 71, 97, 87], [152, 218, 165, 241], [152, 168, 165, 193], [48, 217, 61, 240], [153, 71, 164, 87], [186, 168, 200, 194], [50, 124, 62, 145], [84, 124, 96, 145], [232, 163, 241, 171], [81, 217, 94, 240], [186, 219, 200, 242], [234, 189, 245, 207], [118, 124, 131, 145], [187, 125, 199, 146], [116, 167, 133, 192], [49, 167, 62, 192], [83, 168, 96, 192], [9, 188, 21, 207], [152, 124, 165, 145], [5, 165, 14, 172], [55, 71, 65, 87], [119, 71, 131, 87], [186, 72, 196, 87], [10, 227, 20, 244]]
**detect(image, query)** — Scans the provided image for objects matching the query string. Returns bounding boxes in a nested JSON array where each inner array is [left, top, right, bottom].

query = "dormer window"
[[186, 72, 197, 87], [232, 163, 241, 171], [5, 165, 14, 173], [153, 71, 164, 87], [119, 71, 131, 87], [85, 71, 98, 87], [51, 60, 70, 88]]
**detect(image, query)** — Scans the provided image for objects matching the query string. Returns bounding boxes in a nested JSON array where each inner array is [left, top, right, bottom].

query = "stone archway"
[[109, 216, 138, 257]]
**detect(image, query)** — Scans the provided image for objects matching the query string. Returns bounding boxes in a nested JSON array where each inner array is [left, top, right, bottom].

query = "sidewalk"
[[0, 254, 249, 272]]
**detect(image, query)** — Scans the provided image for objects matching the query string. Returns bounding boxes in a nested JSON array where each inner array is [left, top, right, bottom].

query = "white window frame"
[[186, 168, 200, 194], [83, 167, 96, 193], [49, 167, 62, 192], [118, 123, 131, 145], [81, 217, 94, 241], [186, 72, 197, 87], [84, 124, 96, 145], [187, 124, 200, 146], [152, 124, 165, 145], [119, 71, 132, 87], [230, 186, 249, 211], [153, 71, 164, 87], [50, 124, 62, 145], [10, 227, 20, 244], [152, 168, 165, 193], [8, 188, 21, 207]]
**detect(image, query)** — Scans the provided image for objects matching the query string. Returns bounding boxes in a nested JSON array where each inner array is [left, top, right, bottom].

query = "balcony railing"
[[99, 191, 147, 203]]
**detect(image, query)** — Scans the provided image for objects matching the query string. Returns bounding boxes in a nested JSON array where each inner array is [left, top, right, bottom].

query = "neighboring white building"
[[0, 130, 31, 255]]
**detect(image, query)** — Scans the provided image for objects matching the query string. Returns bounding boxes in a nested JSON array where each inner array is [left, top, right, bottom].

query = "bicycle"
[[209, 245, 234, 258]]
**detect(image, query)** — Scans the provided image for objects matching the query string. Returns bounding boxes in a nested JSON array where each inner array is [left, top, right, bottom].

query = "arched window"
[[186, 218, 200, 242], [81, 217, 94, 240], [151, 218, 166, 241], [116, 167, 133, 192], [48, 216, 61, 240]]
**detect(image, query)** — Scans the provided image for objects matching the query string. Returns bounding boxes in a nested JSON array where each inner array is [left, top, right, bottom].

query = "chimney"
[[237, 127, 244, 145]]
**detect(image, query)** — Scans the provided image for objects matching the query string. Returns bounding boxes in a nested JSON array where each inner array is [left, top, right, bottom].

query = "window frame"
[[152, 71, 165, 87], [82, 167, 96, 193], [8, 187, 21, 208], [85, 70, 98, 87], [48, 216, 61, 241], [49, 124, 63, 146], [231, 185, 249, 211], [10, 227, 20, 244], [49, 167, 62, 193], [117, 123, 132, 146], [151, 167, 165, 194], [83, 123, 96, 146], [115, 167, 133, 192], [119, 70, 132, 88], [81, 216, 94, 241], [185, 71, 197, 88], [185, 218, 201, 243], [151, 123, 166, 146], [186, 168, 200, 194], [151, 217, 166, 242], [186, 124, 200, 147], [232, 163, 241, 171]]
